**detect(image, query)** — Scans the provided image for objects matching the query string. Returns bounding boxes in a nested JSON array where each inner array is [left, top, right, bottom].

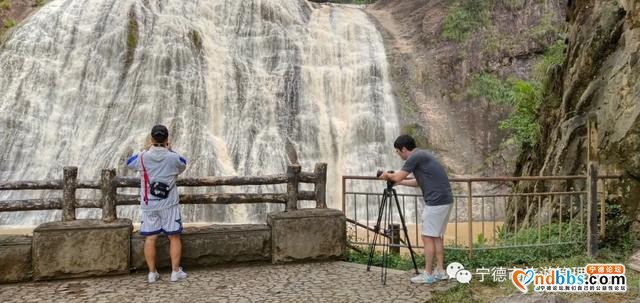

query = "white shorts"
[[140, 204, 182, 236], [421, 203, 453, 237]]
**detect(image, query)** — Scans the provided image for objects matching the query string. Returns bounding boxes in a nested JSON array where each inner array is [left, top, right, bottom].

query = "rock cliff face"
[[367, 0, 566, 177], [515, 0, 640, 230], [0, 0, 39, 39]]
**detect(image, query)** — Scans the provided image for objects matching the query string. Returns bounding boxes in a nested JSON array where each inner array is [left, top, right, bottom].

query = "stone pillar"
[[32, 219, 132, 280], [268, 208, 346, 263]]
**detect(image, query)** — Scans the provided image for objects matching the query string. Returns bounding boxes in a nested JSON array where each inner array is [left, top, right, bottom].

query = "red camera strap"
[[140, 153, 149, 205]]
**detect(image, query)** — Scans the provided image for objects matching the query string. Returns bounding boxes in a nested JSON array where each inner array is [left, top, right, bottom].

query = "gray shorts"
[[421, 203, 453, 237], [140, 204, 182, 236]]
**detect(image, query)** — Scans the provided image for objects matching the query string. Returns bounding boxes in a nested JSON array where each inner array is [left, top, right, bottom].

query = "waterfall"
[[0, 0, 400, 226]]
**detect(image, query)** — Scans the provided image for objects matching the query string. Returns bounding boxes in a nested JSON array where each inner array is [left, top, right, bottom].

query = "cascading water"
[[0, 0, 401, 226]]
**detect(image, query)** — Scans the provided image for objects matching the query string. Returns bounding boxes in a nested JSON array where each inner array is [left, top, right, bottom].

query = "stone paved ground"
[[0, 261, 457, 303]]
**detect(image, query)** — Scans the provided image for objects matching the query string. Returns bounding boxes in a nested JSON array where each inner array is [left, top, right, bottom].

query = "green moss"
[[34, 0, 46, 7], [442, 7, 475, 42], [0, 0, 11, 11], [188, 30, 202, 51], [530, 13, 557, 43], [3, 18, 15, 29], [502, 0, 525, 11], [401, 123, 430, 149], [533, 39, 566, 86], [125, 7, 138, 69], [466, 73, 511, 103], [442, 0, 492, 43]]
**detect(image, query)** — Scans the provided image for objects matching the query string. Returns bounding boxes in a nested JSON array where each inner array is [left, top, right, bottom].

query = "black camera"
[[376, 170, 395, 189]]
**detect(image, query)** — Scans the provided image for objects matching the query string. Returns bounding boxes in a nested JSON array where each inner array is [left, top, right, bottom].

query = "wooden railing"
[[0, 163, 328, 222]]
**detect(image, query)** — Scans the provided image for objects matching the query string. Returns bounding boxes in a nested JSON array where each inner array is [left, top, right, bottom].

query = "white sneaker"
[[410, 272, 435, 284], [433, 270, 449, 281], [170, 267, 187, 282], [148, 271, 160, 283]]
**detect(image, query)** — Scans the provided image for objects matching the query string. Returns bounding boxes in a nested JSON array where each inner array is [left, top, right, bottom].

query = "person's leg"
[[412, 234, 437, 284], [168, 235, 182, 272], [144, 235, 159, 272], [423, 235, 435, 275], [164, 205, 186, 281], [434, 236, 445, 273]]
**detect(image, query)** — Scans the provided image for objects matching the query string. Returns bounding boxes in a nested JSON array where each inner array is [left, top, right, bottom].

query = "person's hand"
[[376, 170, 387, 180]]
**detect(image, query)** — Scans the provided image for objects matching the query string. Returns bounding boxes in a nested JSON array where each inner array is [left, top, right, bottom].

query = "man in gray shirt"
[[126, 125, 188, 283], [379, 135, 453, 284]]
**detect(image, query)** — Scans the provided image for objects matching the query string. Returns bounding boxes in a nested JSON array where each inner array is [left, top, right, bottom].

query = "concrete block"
[[131, 224, 271, 270], [0, 235, 32, 283], [32, 219, 131, 280], [268, 208, 346, 263]]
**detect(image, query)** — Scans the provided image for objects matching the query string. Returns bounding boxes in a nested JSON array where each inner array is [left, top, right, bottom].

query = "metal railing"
[[342, 174, 622, 256], [0, 163, 328, 222]]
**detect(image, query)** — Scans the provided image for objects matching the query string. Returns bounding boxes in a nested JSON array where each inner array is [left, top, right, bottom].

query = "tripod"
[[366, 181, 419, 285]]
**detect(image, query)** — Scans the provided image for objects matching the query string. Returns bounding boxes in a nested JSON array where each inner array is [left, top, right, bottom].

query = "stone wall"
[[268, 208, 346, 263], [0, 235, 32, 283], [32, 219, 131, 280], [1, 209, 347, 283], [130, 224, 271, 270]]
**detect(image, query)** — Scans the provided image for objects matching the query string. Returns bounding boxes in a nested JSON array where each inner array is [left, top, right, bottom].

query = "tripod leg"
[[366, 189, 387, 271], [381, 190, 391, 285], [392, 189, 420, 274]]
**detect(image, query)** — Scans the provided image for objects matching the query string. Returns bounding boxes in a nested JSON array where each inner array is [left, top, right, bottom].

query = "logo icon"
[[446, 262, 472, 284], [446, 262, 464, 280], [456, 270, 473, 283], [512, 269, 535, 293]]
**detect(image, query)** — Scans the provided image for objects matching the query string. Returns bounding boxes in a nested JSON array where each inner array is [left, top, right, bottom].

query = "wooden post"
[[467, 181, 473, 258], [101, 169, 117, 222], [286, 165, 301, 211], [314, 163, 327, 208], [389, 223, 400, 254], [62, 166, 77, 221], [587, 114, 599, 257]]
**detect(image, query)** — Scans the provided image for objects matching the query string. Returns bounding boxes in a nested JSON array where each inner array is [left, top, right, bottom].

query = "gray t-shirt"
[[401, 149, 453, 206], [126, 146, 187, 211]]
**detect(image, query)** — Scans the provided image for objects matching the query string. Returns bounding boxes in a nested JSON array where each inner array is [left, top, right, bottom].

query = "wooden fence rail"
[[0, 163, 328, 223]]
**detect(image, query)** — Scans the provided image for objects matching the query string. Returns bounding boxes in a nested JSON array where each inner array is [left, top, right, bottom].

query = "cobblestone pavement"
[[0, 261, 457, 303]]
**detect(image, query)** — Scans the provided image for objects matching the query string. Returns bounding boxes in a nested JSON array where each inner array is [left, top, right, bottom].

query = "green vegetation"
[[348, 219, 639, 302], [465, 38, 566, 148], [3, 18, 15, 29], [34, 0, 46, 7], [533, 39, 566, 87], [530, 12, 556, 43], [125, 7, 138, 69], [498, 80, 543, 147], [466, 73, 511, 104], [401, 123, 430, 150], [189, 30, 203, 52], [0, 0, 11, 11], [466, 72, 543, 147], [442, 0, 491, 42], [502, 0, 525, 11], [601, 203, 636, 255], [349, 222, 588, 271]]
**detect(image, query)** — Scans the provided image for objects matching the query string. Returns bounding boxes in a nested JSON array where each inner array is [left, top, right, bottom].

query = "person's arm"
[[176, 154, 187, 174], [125, 154, 140, 171], [379, 170, 410, 184], [396, 179, 418, 187]]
